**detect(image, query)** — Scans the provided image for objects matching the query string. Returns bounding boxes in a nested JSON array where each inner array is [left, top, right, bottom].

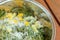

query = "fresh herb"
[[0, 9, 5, 17], [38, 27, 52, 40]]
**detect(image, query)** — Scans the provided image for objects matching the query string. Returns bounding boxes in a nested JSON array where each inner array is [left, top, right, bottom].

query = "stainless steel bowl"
[[0, 0, 56, 40]]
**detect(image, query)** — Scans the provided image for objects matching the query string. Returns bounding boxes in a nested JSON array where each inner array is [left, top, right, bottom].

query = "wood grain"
[[46, 0, 60, 24]]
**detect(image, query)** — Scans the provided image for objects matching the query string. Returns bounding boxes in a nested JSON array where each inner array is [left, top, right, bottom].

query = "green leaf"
[[0, 9, 5, 17], [38, 27, 52, 40]]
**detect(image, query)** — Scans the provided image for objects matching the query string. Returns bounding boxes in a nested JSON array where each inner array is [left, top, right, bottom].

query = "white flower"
[[24, 16, 36, 21], [23, 32, 28, 36], [18, 22, 24, 27], [35, 21, 43, 28], [6, 27, 12, 33], [12, 32, 23, 39], [24, 16, 36, 24]]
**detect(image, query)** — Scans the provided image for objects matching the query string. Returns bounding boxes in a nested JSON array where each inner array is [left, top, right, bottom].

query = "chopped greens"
[[0, 0, 52, 40], [0, 9, 5, 17]]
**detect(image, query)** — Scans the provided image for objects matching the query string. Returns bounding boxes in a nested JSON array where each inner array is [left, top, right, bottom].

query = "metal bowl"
[[0, 0, 56, 40]]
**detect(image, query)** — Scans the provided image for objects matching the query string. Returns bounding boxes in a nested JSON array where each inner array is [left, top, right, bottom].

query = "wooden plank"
[[46, 0, 60, 24]]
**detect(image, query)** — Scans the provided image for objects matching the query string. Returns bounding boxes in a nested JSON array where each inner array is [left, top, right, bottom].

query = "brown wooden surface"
[[36, 0, 60, 40], [46, 0, 60, 23]]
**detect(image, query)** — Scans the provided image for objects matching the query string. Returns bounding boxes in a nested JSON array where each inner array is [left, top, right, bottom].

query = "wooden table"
[[36, 0, 60, 40]]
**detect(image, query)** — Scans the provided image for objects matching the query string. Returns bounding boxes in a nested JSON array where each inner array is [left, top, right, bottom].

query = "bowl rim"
[[0, 0, 56, 40], [25, 0, 56, 40]]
